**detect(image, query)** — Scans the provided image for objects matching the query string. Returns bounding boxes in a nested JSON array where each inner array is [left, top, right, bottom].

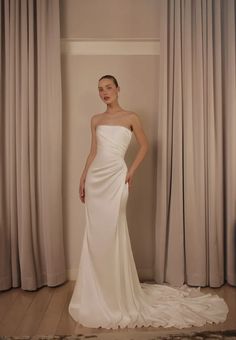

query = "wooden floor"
[[0, 281, 235, 337]]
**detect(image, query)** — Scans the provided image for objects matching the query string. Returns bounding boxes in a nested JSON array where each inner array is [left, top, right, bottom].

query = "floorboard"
[[0, 281, 235, 337]]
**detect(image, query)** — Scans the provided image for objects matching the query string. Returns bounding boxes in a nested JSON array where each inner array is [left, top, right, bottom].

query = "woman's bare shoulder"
[[91, 113, 105, 125], [127, 111, 142, 123], [119, 110, 139, 121]]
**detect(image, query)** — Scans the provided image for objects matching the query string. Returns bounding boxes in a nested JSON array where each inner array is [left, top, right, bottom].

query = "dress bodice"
[[96, 125, 132, 159]]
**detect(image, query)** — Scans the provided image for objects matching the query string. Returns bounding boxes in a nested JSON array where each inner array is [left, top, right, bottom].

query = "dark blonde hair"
[[99, 75, 119, 88]]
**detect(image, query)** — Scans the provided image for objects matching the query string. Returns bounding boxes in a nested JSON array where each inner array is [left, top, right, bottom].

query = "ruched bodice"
[[96, 125, 132, 159], [85, 126, 132, 205], [68, 125, 228, 330]]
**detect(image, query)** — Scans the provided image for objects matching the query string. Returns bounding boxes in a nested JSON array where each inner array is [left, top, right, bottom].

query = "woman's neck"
[[105, 103, 123, 114]]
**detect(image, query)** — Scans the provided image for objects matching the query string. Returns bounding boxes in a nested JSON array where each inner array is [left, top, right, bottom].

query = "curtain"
[[155, 0, 236, 287], [0, 0, 67, 291]]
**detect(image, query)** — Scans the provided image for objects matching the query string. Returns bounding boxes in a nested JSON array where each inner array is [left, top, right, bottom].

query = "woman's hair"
[[98, 75, 119, 88]]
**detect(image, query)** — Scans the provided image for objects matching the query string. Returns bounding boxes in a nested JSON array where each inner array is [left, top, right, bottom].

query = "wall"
[[60, 0, 161, 280], [60, 0, 160, 39]]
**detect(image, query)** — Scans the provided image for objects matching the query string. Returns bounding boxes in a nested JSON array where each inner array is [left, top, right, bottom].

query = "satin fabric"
[[68, 125, 229, 329]]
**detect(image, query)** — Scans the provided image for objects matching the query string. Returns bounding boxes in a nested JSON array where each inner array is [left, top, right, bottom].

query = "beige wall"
[[60, 0, 160, 280], [60, 0, 160, 39]]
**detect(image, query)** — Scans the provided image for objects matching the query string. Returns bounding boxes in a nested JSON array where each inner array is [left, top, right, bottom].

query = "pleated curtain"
[[0, 0, 67, 291], [155, 0, 236, 287]]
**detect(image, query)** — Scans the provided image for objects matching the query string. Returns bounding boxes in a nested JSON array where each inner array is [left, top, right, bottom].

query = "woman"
[[68, 75, 228, 329], [79, 75, 149, 201]]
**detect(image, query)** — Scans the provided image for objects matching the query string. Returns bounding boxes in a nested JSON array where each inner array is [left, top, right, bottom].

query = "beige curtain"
[[0, 0, 66, 291], [155, 0, 236, 287]]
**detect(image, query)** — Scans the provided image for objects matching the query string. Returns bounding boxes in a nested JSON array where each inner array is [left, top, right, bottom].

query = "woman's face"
[[98, 78, 119, 104]]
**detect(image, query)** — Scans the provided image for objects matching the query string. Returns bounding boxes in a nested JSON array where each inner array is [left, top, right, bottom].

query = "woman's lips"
[[104, 96, 110, 100]]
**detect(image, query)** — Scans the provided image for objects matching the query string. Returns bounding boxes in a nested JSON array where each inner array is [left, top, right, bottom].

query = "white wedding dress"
[[68, 125, 229, 329]]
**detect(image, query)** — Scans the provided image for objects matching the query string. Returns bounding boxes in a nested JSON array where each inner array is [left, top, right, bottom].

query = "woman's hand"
[[125, 170, 134, 189], [79, 177, 86, 203]]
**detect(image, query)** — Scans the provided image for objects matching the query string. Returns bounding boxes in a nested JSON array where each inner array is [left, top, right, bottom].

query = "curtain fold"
[[0, 0, 67, 291], [223, 0, 236, 286], [155, 0, 236, 287]]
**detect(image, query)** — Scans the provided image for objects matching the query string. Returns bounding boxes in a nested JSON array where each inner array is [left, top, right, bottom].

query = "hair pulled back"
[[99, 75, 119, 88]]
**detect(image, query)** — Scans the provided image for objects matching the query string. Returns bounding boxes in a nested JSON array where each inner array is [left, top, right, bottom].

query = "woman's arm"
[[79, 116, 97, 202], [125, 113, 149, 188]]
